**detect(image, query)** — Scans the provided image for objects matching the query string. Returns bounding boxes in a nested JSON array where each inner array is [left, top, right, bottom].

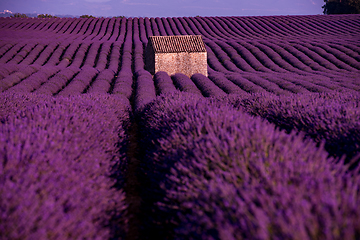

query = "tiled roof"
[[148, 35, 207, 53]]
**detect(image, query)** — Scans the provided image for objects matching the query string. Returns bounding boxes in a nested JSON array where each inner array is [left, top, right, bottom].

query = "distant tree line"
[[10, 13, 28, 18], [323, 0, 360, 14], [80, 14, 96, 18], [10, 13, 57, 18], [79, 15, 125, 18], [37, 14, 57, 18]]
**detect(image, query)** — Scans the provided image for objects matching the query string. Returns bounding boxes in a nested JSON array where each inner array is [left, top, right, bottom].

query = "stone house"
[[145, 35, 208, 77]]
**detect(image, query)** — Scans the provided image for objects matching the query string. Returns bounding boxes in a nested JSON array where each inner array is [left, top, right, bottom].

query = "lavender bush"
[[228, 91, 360, 162], [153, 71, 178, 95], [207, 69, 248, 95], [86, 68, 115, 94], [81, 41, 101, 68], [138, 92, 360, 239], [0, 65, 40, 92], [260, 73, 311, 94], [171, 73, 202, 95], [190, 73, 226, 97], [134, 69, 156, 111], [0, 93, 130, 239], [58, 66, 99, 95], [94, 42, 112, 71], [0, 64, 19, 80], [44, 42, 70, 67], [34, 67, 80, 95], [112, 70, 133, 99], [6, 66, 59, 94], [0, 42, 27, 64]]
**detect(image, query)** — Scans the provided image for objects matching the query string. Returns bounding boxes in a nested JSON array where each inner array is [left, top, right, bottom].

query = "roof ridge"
[[148, 35, 207, 53]]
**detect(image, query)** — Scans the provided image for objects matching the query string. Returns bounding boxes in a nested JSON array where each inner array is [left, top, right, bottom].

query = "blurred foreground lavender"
[[226, 91, 360, 163], [138, 92, 360, 240], [0, 93, 130, 239]]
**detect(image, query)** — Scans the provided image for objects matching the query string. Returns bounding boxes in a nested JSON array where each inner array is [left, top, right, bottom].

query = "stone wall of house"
[[153, 52, 207, 77]]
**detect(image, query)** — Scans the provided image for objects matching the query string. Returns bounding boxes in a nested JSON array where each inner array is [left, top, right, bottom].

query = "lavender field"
[[1, 14, 360, 239]]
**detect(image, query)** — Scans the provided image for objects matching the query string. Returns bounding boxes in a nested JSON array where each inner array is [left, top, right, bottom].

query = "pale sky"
[[0, 0, 324, 17]]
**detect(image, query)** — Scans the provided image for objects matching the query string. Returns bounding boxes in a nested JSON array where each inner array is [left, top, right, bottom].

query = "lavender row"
[[291, 42, 343, 72], [153, 71, 228, 98], [236, 41, 289, 73], [278, 41, 338, 72], [155, 17, 168, 36], [303, 42, 360, 71], [0, 93, 131, 239], [34, 67, 79, 95], [190, 73, 226, 97], [134, 69, 156, 111], [313, 42, 360, 70], [239, 73, 291, 95], [224, 73, 267, 93], [215, 71, 360, 94], [0, 41, 28, 64], [5, 66, 60, 94], [6, 38, 103, 71], [0, 43, 14, 58], [109, 18, 134, 99], [18, 43, 47, 66], [55, 41, 81, 68], [86, 68, 115, 94], [90, 18, 111, 41], [78, 18, 100, 40], [1, 15, 359, 41], [107, 17, 122, 42], [0, 40, 98, 70], [205, 40, 244, 73], [81, 41, 101, 68], [209, 17, 250, 39], [138, 17, 149, 43], [144, 17, 154, 38], [205, 45, 234, 74], [227, 91, 360, 162], [227, 41, 272, 72], [0, 65, 40, 92], [133, 18, 145, 72], [250, 41, 309, 74], [116, 17, 127, 43], [107, 42, 122, 72], [5, 42, 37, 65], [201, 17, 236, 39], [145, 71, 246, 99], [207, 69, 248, 95], [92, 41, 112, 71], [214, 40, 256, 72], [0, 63, 20, 80], [1, 65, 128, 96], [258, 40, 314, 72], [33, 42, 62, 66], [171, 73, 202, 95], [189, 17, 222, 40], [153, 71, 178, 95], [111, 70, 133, 99], [172, 17, 190, 35], [138, 92, 360, 239], [58, 66, 99, 95], [258, 73, 311, 94]]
